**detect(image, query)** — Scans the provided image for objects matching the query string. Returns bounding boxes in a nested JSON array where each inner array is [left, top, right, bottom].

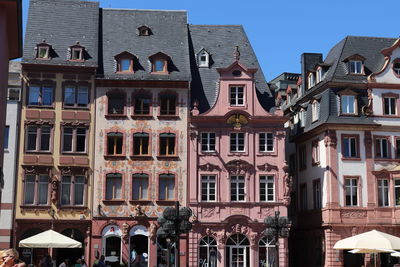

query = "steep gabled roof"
[[22, 0, 99, 67], [98, 9, 190, 81], [188, 25, 273, 113]]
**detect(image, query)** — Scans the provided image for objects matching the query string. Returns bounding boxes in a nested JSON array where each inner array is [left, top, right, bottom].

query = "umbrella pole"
[[374, 253, 377, 267]]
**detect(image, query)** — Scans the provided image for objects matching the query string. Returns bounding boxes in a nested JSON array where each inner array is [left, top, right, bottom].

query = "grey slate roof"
[[22, 0, 99, 67], [188, 25, 274, 113], [98, 9, 191, 81]]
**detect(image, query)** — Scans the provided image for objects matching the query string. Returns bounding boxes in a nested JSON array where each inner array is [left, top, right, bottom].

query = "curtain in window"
[[40, 126, 51, 151], [106, 174, 122, 200], [74, 176, 85, 205], [24, 175, 35, 204], [64, 87, 75, 106], [38, 175, 49, 204], [159, 174, 175, 200], [132, 174, 148, 200], [42, 86, 53, 106], [77, 87, 88, 106], [28, 86, 40, 105], [27, 126, 37, 151], [61, 176, 71, 205]]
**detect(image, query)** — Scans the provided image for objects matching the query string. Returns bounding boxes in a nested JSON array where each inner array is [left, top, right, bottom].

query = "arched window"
[[226, 234, 250, 267], [132, 173, 148, 200], [258, 236, 276, 267], [199, 236, 217, 267]]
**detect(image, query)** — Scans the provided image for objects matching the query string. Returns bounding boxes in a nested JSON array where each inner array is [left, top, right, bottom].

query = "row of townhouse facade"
[[8, 1, 289, 267], [282, 36, 400, 267]]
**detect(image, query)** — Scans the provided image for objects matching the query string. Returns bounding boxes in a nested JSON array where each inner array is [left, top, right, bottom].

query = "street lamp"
[[264, 211, 290, 267], [157, 201, 192, 267]]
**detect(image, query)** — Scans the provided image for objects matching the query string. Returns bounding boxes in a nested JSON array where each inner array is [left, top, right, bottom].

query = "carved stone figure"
[[122, 222, 129, 243], [283, 174, 292, 198], [51, 175, 58, 203], [149, 223, 157, 242]]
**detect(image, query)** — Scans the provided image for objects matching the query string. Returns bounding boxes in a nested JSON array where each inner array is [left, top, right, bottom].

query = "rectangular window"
[[378, 179, 389, 207], [260, 175, 274, 202], [106, 174, 122, 200], [312, 101, 319, 122], [375, 138, 389, 159], [107, 133, 123, 156], [71, 48, 82, 60], [341, 95, 355, 114], [201, 133, 216, 152], [24, 174, 35, 205], [41, 86, 54, 106], [313, 180, 321, 209], [134, 95, 151, 115], [154, 60, 166, 72], [230, 133, 245, 152], [300, 110, 306, 127], [345, 178, 358, 206], [201, 175, 216, 202], [133, 133, 150, 156], [26, 125, 51, 152], [120, 59, 131, 72], [350, 61, 362, 74], [230, 86, 244, 106], [230, 175, 245, 202], [384, 97, 396, 115], [4, 126, 9, 150], [62, 127, 86, 153], [61, 176, 72, 205], [395, 179, 400, 206], [160, 95, 176, 116], [37, 174, 49, 205], [396, 138, 400, 159], [300, 184, 307, 211], [159, 133, 176, 156], [312, 140, 320, 165], [107, 93, 125, 115], [343, 136, 358, 158], [132, 174, 149, 200], [299, 145, 306, 170], [23, 174, 49, 205], [74, 176, 85, 205], [7, 87, 21, 101], [159, 174, 175, 200], [259, 133, 274, 152]]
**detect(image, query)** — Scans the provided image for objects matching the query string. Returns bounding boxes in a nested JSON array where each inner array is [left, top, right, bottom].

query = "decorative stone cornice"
[[226, 159, 254, 174], [198, 163, 221, 172]]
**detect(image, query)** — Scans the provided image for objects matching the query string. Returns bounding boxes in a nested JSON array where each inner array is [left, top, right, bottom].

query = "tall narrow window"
[[312, 140, 320, 165], [133, 133, 149, 156], [159, 133, 176, 156], [260, 175, 274, 202], [349, 61, 362, 74], [74, 176, 85, 205], [201, 133, 216, 152], [375, 138, 389, 159], [311, 101, 319, 122], [24, 174, 36, 205], [132, 174, 149, 200], [383, 97, 396, 115], [201, 175, 216, 202], [107, 133, 123, 156], [4, 126, 9, 150], [230, 133, 245, 152], [259, 133, 274, 152], [230, 175, 245, 202], [199, 236, 217, 267], [38, 174, 49, 205], [259, 237, 276, 267], [160, 95, 176, 116], [378, 179, 389, 207], [308, 73, 315, 88], [230, 86, 244, 106], [120, 59, 132, 72], [133, 95, 151, 115], [159, 174, 175, 200], [300, 184, 307, 211], [343, 136, 358, 158], [37, 46, 49, 59], [313, 180, 321, 209], [61, 176, 72, 205], [299, 145, 307, 170], [394, 179, 400, 206], [396, 138, 400, 159], [394, 61, 400, 75], [23, 174, 49, 205], [345, 178, 358, 206], [341, 95, 356, 114], [106, 173, 122, 200]]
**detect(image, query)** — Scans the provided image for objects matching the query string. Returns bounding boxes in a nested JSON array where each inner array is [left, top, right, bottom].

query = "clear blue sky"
[[22, 0, 400, 81]]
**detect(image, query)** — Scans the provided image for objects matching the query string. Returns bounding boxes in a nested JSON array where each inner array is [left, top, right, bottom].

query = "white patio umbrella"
[[19, 229, 82, 248], [391, 251, 400, 257]]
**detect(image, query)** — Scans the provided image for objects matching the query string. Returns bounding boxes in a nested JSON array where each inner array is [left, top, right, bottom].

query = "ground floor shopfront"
[[14, 219, 91, 267], [91, 218, 188, 267]]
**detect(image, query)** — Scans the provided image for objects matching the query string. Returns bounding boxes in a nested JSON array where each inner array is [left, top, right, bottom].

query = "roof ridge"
[[190, 24, 243, 27], [32, 0, 99, 5], [345, 35, 397, 40], [102, 8, 187, 12]]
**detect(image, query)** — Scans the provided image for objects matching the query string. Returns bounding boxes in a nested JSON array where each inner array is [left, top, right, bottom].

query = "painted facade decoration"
[[286, 37, 400, 267]]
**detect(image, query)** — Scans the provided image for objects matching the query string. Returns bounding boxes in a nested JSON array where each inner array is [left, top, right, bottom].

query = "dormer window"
[[338, 89, 358, 115], [149, 52, 169, 74], [197, 49, 210, 68], [69, 42, 85, 61], [230, 86, 245, 106], [115, 51, 135, 73], [308, 73, 315, 89], [36, 41, 51, 59], [393, 59, 400, 76], [349, 61, 362, 74], [137, 25, 151, 36], [316, 67, 324, 83], [311, 100, 319, 122]]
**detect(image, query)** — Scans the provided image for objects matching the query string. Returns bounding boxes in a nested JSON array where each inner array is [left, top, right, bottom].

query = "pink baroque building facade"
[[188, 25, 288, 267]]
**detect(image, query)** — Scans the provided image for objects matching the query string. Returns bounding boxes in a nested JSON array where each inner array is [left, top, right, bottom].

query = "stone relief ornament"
[[50, 175, 58, 204], [217, 230, 226, 248], [226, 159, 254, 174], [149, 223, 157, 242], [122, 222, 129, 243], [133, 205, 145, 217], [198, 163, 221, 172], [202, 207, 215, 218], [340, 210, 367, 218], [257, 162, 278, 172]]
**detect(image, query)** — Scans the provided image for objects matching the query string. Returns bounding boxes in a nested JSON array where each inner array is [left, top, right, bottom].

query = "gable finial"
[[233, 46, 240, 61]]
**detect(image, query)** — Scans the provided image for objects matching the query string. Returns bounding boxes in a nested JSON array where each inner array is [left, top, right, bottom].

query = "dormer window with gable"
[[311, 100, 320, 122], [115, 52, 136, 73], [36, 41, 51, 60], [337, 89, 358, 115], [316, 67, 324, 83], [344, 54, 365, 75], [308, 73, 315, 89], [230, 86, 245, 106], [197, 49, 210, 68], [393, 59, 400, 76], [137, 25, 151, 36], [149, 52, 169, 74], [69, 42, 85, 61]]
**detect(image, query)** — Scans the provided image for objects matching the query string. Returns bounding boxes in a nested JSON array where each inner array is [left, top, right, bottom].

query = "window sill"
[[25, 151, 52, 154], [131, 114, 153, 119], [20, 205, 51, 209], [61, 152, 88, 156], [200, 151, 217, 155], [340, 113, 359, 117], [157, 155, 179, 161], [27, 105, 55, 110], [102, 200, 126, 205], [257, 152, 277, 156], [59, 205, 88, 210], [342, 157, 361, 161], [156, 200, 177, 205], [151, 72, 169, 75], [116, 71, 134, 74], [129, 200, 152, 205], [105, 114, 127, 119], [157, 115, 179, 120], [104, 155, 126, 160], [130, 155, 153, 160], [62, 106, 90, 110]]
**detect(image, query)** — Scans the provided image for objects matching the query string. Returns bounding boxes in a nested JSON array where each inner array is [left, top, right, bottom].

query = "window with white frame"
[[132, 173, 149, 200], [230, 133, 245, 152], [105, 173, 122, 200], [62, 127, 87, 153], [308, 73, 315, 88], [26, 125, 51, 152], [24, 174, 49, 205], [197, 50, 209, 68], [230, 175, 245, 202], [7, 87, 21, 101], [375, 137, 389, 159], [201, 133, 216, 152], [343, 136, 358, 158], [378, 179, 389, 207], [349, 61, 362, 74], [383, 97, 396, 115], [201, 175, 216, 202], [60, 175, 85, 206], [230, 86, 244, 106], [316, 68, 324, 83], [312, 140, 320, 165], [345, 178, 358, 206], [159, 174, 175, 200], [313, 180, 321, 209], [260, 175, 274, 202], [311, 101, 319, 122], [199, 236, 217, 267], [395, 179, 400, 206], [341, 95, 356, 114], [259, 133, 274, 152], [300, 109, 306, 127]]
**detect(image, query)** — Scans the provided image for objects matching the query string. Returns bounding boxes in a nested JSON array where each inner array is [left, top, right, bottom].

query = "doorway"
[[105, 236, 121, 267], [130, 235, 148, 266]]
